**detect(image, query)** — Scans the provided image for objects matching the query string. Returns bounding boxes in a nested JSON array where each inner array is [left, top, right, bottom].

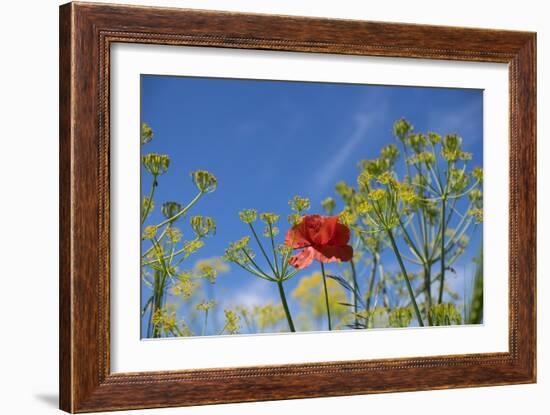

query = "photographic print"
[[140, 75, 484, 339]]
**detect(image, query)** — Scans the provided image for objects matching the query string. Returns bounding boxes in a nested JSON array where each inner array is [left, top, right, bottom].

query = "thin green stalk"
[[438, 196, 447, 304], [234, 260, 274, 281], [365, 254, 378, 327], [155, 191, 204, 228], [379, 263, 391, 310], [350, 260, 359, 327], [170, 326, 185, 338], [268, 223, 280, 276], [320, 263, 332, 331], [151, 271, 165, 338], [424, 263, 433, 325], [141, 191, 204, 259], [141, 174, 158, 224], [249, 223, 277, 276], [141, 296, 153, 317], [397, 218, 425, 262], [386, 230, 424, 326], [202, 310, 209, 336], [240, 248, 274, 281], [276, 280, 295, 332], [143, 238, 199, 267]]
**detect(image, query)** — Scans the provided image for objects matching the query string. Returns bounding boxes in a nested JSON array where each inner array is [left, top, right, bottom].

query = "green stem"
[[350, 260, 359, 327], [365, 254, 378, 312], [203, 310, 209, 336], [438, 197, 447, 304], [141, 175, 158, 224], [386, 230, 424, 327], [276, 280, 295, 332], [268, 223, 280, 276], [320, 263, 332, 331], [151, 270, 168, 338], [424, 263, 433, 325], [397, 218, 425, 263], [365, 254, 378, 328], [143, 238, 200, 266], [155, 191, 204, 228], [141, 191, 204, 259], [249, 223, 277, 277], [240, 248, 274, 280]]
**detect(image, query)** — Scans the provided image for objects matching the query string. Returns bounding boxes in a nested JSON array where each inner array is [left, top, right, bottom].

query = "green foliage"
[[429, 303, 462, 326], [140, 123, 221, 338], [467, 248, 484, 324], [329, 117, 483, 328], [389, 307, 413, 328], [141, 117, 483, 337]]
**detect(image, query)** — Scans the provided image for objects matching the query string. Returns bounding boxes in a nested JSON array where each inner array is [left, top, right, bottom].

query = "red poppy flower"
[[285, 215, 353, 270]]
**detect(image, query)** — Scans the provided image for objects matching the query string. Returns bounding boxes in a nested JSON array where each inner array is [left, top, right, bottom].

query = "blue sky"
[[140, 74, 483, 336]]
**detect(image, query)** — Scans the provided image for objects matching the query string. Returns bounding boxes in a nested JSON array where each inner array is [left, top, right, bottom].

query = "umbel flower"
[[285, 215, 353, 270], [141, 122, 153, 145], [142, 153, 170, 176]]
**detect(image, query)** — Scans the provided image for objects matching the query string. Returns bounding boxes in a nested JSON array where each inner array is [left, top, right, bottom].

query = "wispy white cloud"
[[312, 89, 390, 195], [220, 279, 276, 310], [313, 114, 374, 194]]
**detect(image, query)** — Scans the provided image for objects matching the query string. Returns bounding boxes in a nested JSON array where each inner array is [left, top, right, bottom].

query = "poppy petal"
[[284, 225, 311, 248], [306, 215, 338, 245], [328, 223, 351, 246], [288, 247, 315, 269], [313, 244, 354, 263]]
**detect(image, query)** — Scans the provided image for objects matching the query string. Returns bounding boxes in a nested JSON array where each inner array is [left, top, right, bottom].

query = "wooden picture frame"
[[59, 2, 536, 412]]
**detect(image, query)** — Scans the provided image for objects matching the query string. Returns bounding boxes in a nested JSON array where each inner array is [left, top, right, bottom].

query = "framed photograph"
[[59, 2, 536, 412]]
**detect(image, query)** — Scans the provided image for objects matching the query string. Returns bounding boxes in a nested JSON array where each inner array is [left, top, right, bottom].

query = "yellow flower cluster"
[[223, 310, 240, 334], [196, 300, 216, 312], [368, 188, 386, 201], [289, 195, 310, 214], [143, 225, 158, 240], [182, 239, 205, 255], [190, 215, 216, 238], [161, 201, 182, 220], [260, 212, 280, 225], [165, 227, 182, 243], [389, 307, 413, 328], [151, 307, 177, 333], [321, 197, 336, 215], [429, 303, 462, 326], [191, 170, 217, 193], [172, 272, 197, 299], [141, 122, 153, 145], [239, 208, 257, 224], [223, 236, 253, 264], [142, 153, 170, 176]]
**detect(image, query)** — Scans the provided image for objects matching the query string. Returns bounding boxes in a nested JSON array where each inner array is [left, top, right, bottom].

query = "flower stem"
[[268, 223, 280, 276], [277, 280, 295, 332], [365, 254, 378, 326], [386, 230, 424, 327], [424, 263, 433, 325], [350, 260, 359, 327], [141, 174, 158, 224], [320, 263, 332, 331], [202, 310, 209, 336], [438, 196, 447, 304], [155, 191, 203, 228], [248, 223, 277, 277]]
